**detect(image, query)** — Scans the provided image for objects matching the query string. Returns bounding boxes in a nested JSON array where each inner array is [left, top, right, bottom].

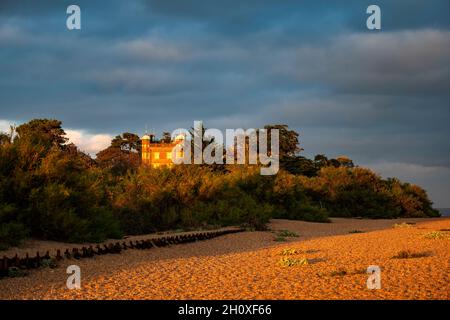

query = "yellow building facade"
[[141, 134, 184, 168]]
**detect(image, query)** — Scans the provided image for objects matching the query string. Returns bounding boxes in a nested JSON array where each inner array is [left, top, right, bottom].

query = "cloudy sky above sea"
[[0, 1, 449, 206]]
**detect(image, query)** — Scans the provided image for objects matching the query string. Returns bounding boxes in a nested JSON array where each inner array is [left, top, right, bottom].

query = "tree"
[[189, 125, 224, 166], [110, 132, 141, 153], [161, 132, 172, 143], [283, 156, 318, 177], [96, 133, 141, 175], [263, 124, 302, 159], [314, 154, 329, 169], [336, 156, 355, 168], [0, 118, 441, 250], [15, 119, 67, 150], [0, 133, 10, 146], [313, 154, 355, 170]]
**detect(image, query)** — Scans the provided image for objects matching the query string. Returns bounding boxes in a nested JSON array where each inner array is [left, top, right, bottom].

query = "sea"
[[438, 208, 450, 217]]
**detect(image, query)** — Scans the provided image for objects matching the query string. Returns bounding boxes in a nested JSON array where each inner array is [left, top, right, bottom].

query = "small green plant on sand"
[[392, 250, 432, 259], [7, 267, 29, 278], [392, 222, 415, 229], [274, 236, 286, 242], [280, 248, 300, 255], [424, 231, 448, 239], [278, 257, 309, 267], [348, 230, 364, 234], [277, 230, 299, 238], [40, 258, 58, 269]]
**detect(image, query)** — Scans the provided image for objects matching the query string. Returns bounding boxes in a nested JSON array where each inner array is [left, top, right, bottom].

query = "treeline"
[[0, 119, 439, 249]]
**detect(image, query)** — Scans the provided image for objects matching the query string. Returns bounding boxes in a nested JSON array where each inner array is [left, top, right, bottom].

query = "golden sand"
[[0, 218, 449, 300]]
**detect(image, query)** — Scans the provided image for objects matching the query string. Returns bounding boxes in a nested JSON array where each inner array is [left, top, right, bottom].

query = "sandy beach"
[[0, 217, 449, 300]]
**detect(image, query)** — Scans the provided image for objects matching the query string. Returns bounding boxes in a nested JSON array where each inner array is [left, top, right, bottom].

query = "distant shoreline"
[[438, 208, 450, 216]]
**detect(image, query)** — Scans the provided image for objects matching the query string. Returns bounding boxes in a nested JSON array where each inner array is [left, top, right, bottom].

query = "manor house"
[[141, 134, 184, 168]]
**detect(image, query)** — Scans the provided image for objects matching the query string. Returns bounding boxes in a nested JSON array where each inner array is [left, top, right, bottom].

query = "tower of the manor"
[[141, 133, 184, 168]]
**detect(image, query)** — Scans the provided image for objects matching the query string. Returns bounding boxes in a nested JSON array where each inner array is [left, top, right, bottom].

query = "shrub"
[[278, 257, 309, 267], [273, 201, 330, 223], [274, 236, 286, 242], [272, 172, 331, 223], [7, 267, 29, 278], [0, 119, 441, 248], [303, 167, 439, 219], [277, 230, 299, 238], [280, 248, 300, 255], [348, 230, 364, 234], [0, 222, 28, 250], [40, 258, 58, 269], [392, 222, 414, 229], [424, 231, 448, 240]]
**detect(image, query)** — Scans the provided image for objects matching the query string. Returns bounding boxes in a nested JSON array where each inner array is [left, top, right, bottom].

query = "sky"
[[0, 1, 449, 207]]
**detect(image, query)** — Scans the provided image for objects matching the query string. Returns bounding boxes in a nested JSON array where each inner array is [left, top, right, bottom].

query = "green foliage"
[[277, 230, 299, 238], [348, 230, 364, 234], [0, 119, 440, 249], [280, 248, 300, 255], [271, 172, 331, 222], [278, 257, 309, 267], [393, 222, 415, 229], [274, 201, 330, 223], [15, 119, 67, 151], [0, 119, 121, 248], [96, 132, 141, 176], [282, 156, 318, 177], [263, 124, 301, 159], [7, 267, 29, 278], [0, 221, 28, 249], [273, 230, 299, 242], [112, 166, 272, 234], [423, 231, 448, 240], [301, 167, 439, 219], [40, 258, 58, 269]]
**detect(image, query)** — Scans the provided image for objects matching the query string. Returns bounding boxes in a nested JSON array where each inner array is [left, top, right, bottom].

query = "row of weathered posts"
[[0, 229, 242, 278]]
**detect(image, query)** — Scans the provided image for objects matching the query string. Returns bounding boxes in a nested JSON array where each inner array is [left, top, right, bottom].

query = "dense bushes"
[[110, 166, 273, 233], [0, 204, 28, 249], [0, 120, 122, 247], [300, 167, 439, 219], [270, 172, 330, 222], [107, 165, 438, 235], [0, 221, 28, 250], [0, 119, 440, 249]]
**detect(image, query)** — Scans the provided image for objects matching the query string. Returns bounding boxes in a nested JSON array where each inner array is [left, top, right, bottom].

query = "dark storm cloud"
[[0, 0, 449, 205], [143, 0, 450, 35]]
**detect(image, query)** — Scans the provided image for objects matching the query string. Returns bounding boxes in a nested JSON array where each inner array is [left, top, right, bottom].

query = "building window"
[[167, 152, 172, 160], [154, 152, 160, 160]]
